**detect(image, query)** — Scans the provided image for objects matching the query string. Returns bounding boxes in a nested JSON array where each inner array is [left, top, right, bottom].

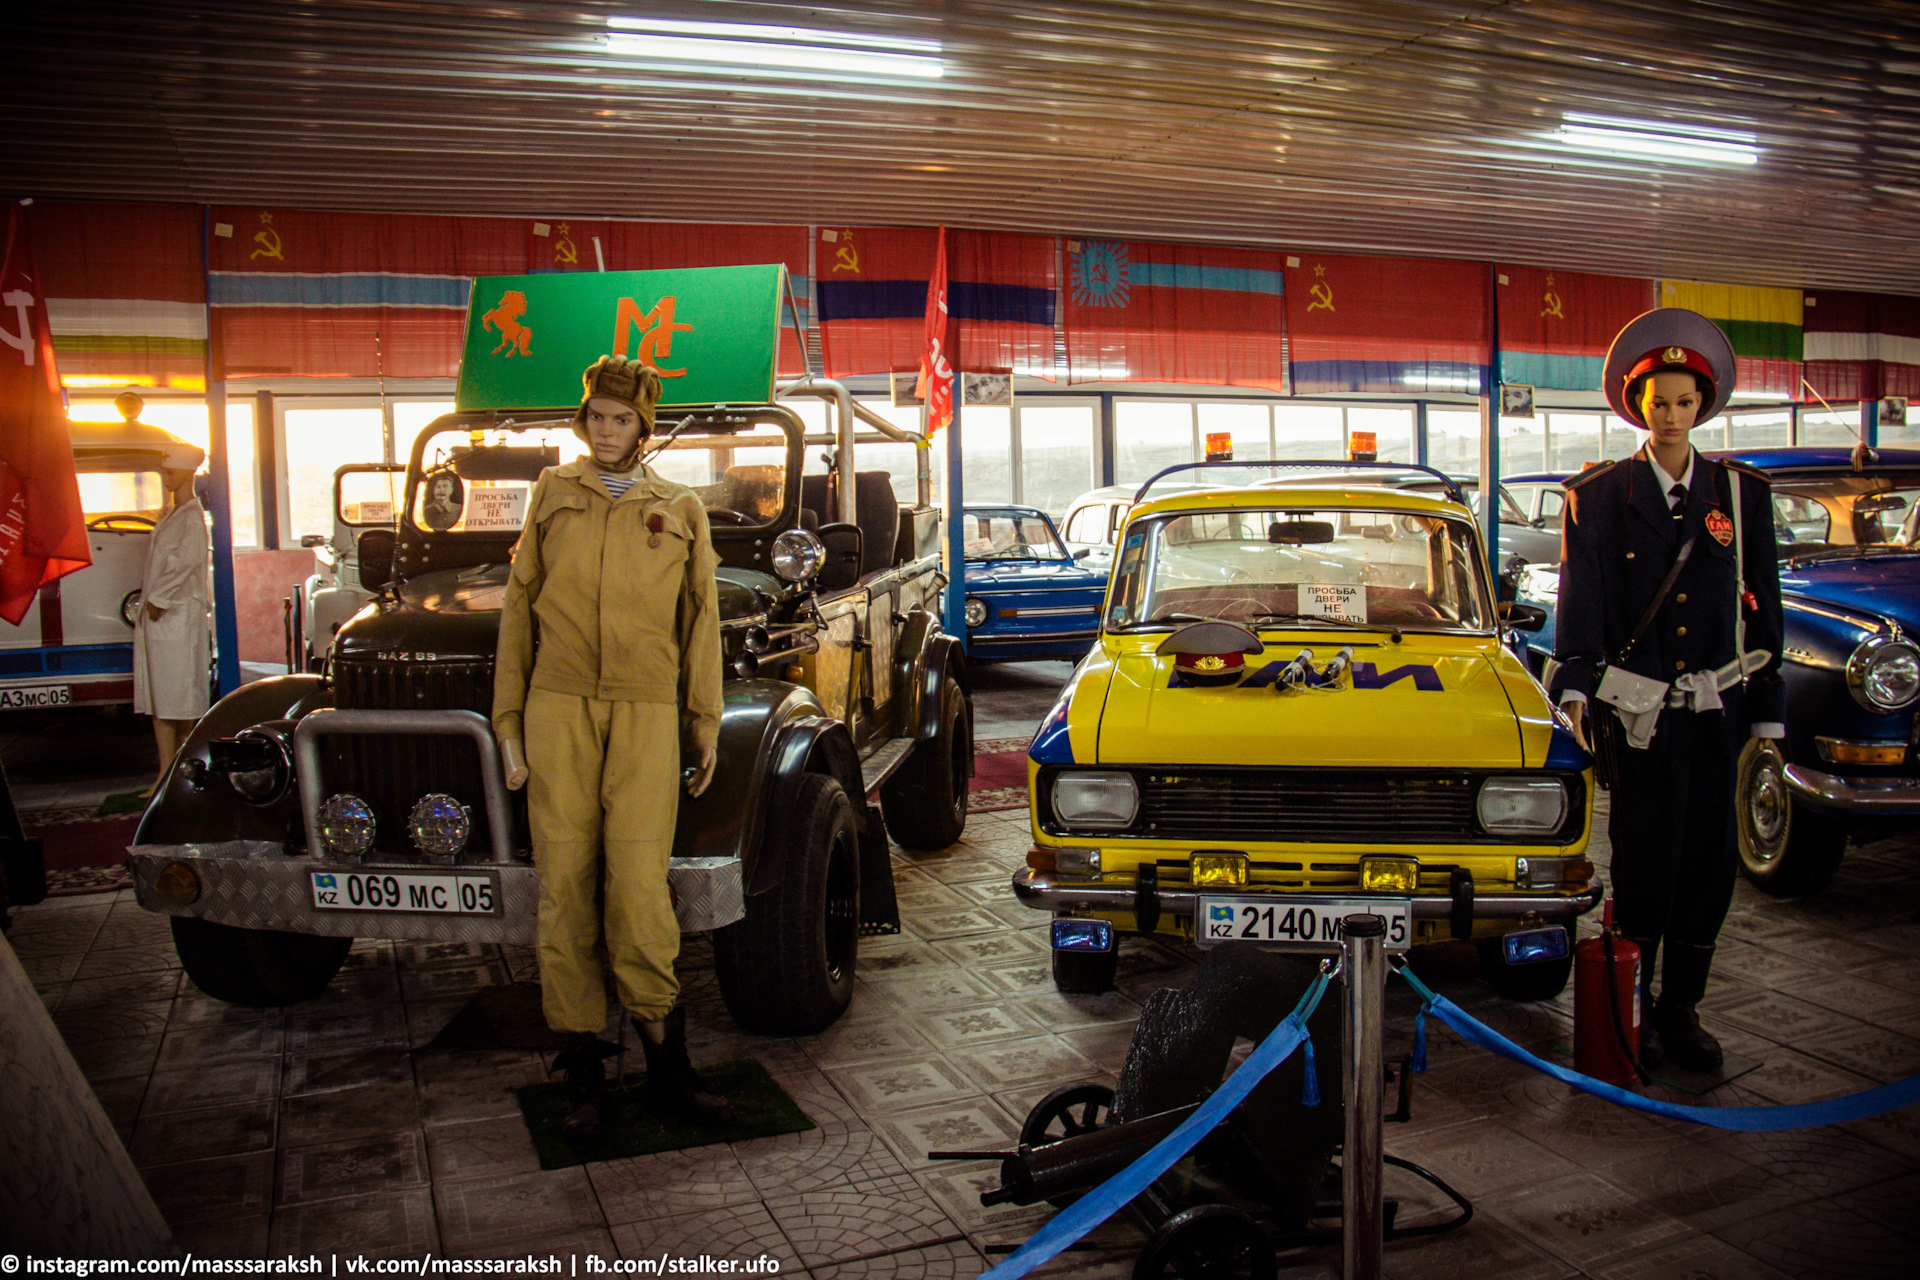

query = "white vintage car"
[[299, 463, 404, 668], [0, 417, 205, 710]]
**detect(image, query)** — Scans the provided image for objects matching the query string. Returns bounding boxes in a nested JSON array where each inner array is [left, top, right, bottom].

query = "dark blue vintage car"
[[1515, 447, 1920, 895], [957, 505, 1108, 661]]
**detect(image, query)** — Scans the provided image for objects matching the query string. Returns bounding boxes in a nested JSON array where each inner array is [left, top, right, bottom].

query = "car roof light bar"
[[1132, 459, 1467, 507]]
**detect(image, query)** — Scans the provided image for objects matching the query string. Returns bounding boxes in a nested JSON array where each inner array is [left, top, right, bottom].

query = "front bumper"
[[129, 843, 745, 942], [1784, 765, 1920, 814], [1011, 868, 1603, 927]]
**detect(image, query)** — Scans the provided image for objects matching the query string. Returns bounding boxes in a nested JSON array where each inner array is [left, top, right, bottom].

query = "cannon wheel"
[[1134, 1206, 1277, 1280], [1020, 1082, 1115, 1147]]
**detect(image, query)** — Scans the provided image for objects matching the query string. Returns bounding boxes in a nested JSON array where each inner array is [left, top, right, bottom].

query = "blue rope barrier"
[[1395, 962, 1920, 1132], [973, 970, 1332, 1280]]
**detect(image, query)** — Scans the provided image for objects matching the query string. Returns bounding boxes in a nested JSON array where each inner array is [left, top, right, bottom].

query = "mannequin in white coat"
[[134, 467, 210, 790]]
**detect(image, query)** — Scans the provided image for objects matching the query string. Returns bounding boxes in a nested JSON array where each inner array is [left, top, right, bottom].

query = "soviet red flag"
[[0, 202, 90, 625], [914, 225, 954, 434]]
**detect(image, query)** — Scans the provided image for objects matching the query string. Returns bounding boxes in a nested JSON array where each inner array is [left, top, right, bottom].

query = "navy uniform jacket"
[[1550, 450, 1785, 755]]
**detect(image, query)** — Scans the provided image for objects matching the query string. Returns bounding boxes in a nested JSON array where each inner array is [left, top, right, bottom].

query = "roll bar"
[[776, 376, 932, 518], [1132, 459, 1468, 507]]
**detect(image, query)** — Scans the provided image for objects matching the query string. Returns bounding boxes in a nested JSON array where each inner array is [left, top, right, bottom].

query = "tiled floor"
[[9, 662, 1920, 1276]]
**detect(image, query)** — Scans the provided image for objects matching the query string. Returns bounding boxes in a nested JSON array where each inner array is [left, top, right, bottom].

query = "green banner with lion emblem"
[[455, 265, 785, 410]]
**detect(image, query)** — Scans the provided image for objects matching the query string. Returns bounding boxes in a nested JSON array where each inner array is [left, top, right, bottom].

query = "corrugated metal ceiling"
[[6, 1, 1919, 292]]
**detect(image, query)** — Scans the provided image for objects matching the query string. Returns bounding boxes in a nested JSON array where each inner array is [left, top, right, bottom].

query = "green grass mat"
[[98, 791, 150, 816], [516, 1058, 814, 1169]]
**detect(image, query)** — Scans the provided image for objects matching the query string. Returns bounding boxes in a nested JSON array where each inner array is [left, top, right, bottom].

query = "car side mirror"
[[357, 528, 397, 591], [816, 523, 862, 591], [1073, 548, 1092, 560], [300, 533, 327, 548], [1500, 601, 1547, 633]]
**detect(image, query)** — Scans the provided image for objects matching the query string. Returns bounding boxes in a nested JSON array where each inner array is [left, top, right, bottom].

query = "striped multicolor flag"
[[1658, 280, 1803, 398], [28, 202, 206, 389], [1063, 239, 1284, 391], [1498, 266, 1655, 392], [1286, 254, 1486, 395], [1802, 289, 1920, 403]]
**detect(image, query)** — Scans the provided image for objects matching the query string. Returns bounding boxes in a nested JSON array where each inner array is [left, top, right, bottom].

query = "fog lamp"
[[317, 793, 377, 857], [1816, 737, 1906, 766], [408, 793, 471, 860], [1501, 925, 1570, 966], [1051, 918, 1114, 953], [152, 860, 200, 907], [1190, 852, 1248, 887], [1359, 856, 1420, 893]]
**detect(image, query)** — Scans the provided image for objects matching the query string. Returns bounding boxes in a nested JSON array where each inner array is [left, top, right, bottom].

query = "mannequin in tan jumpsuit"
[[493, 355, 730, 1138]]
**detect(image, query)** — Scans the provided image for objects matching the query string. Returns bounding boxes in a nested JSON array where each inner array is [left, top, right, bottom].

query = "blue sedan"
[[1515, 447, 1920, 895], [957, 506, 1108, 661]]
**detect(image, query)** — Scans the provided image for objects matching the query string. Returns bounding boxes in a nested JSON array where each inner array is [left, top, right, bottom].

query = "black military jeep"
[[129, 381, 972, 1034]]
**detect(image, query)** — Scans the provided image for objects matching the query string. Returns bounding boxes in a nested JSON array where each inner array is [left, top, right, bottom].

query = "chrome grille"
[[326, 658, 517, 859]]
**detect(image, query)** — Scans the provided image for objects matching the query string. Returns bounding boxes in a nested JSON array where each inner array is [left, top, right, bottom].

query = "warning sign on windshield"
[[1298, 583, 1367, 623], [463, 488, 527, 531]]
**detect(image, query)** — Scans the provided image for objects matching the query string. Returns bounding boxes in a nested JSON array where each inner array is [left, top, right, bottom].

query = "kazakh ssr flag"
[[1802, 289, 1920, 403], [1063, 239, 1285, 391], [1498, 266, 1655, 392], [1659, 280, 1803, 399]]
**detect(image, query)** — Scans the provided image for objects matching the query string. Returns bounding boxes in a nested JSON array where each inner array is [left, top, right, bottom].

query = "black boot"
[[1653, 941, 1724, 1072], [635, 1006, 736, 1127], [550, 1031, 620, 1142], [1622, 935, 1664, 1071]]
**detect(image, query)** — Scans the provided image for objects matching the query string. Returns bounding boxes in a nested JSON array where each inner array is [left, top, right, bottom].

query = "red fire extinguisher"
[[1574, 899, 1645, 1087]]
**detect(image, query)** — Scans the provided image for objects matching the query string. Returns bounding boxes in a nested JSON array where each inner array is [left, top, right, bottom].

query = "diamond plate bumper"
[[129, 844, 745, 942]]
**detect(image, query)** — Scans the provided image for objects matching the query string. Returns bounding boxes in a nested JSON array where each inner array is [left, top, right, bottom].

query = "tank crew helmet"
[[1603, 307, 1738, 429], [573, 355, 664, 441]]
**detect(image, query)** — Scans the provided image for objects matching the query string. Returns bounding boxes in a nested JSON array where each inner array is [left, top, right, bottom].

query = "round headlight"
[[964, 597, 989, 628], [408, 793, 471, 860], [1848, 635, 1920, 711], [226, 728, 291, 806], [771, 528, 826, 583], [120, 590, 143, 628], [317, 793, 377, 858]]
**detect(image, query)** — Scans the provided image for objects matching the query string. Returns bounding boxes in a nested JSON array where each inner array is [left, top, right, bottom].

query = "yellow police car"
[[1014, 464, 1601, 1001]]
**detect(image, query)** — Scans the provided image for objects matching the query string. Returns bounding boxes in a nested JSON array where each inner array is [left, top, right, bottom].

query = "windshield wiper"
[[1248, 613, 1403, 643]]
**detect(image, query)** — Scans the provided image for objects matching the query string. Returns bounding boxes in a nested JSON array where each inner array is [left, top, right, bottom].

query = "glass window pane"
[[1799, 406, 1860, 447], [960, 406, 1013, 504], [1538, 488, 1566, 530], [1602, 415, 1640, 459], [855, 399, 930, 506], [1018, 404, 1096, 518], [75, 470, 164, 522], [1271, 404, 1344, 461], [1426, 409, 1482, 477], [1346, 406, 1413, 463], [394, 400, 454, 454], [225, 402, 259, 548], [1197, 402, 1271, 462], [1546, 413, 1604, 473], [1499, 414, 1546, 478], [285, 407, 387, 541], [68, 400, 212, 464], [1115, 400, 1193, 484], [1726, 409, 1790, 449], [1878, 405, 1920, 447]]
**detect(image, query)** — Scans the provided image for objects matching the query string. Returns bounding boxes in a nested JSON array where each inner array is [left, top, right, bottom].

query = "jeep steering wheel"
[[705, 508, 753, 526], [87, 514, 155, 531]]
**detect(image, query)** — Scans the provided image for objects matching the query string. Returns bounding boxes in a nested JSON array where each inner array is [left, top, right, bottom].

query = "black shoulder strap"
[[1617, 529, 1700, 663]]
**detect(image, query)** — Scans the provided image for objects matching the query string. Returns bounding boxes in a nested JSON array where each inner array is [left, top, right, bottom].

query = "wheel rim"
[[823, 825, 860, 984], [1023, 1084, 1114, 1145], [1740, 743, 1790, 869]]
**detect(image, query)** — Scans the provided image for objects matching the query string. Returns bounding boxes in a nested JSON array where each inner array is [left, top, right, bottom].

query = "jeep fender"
[[895, 609, 970, 751], [740, 713, 869, 897], [135, 675, 331, 846]]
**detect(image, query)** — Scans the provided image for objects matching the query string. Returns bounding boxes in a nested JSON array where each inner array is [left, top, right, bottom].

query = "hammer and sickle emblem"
[[250, 211, 284, 262], [553, 222, 578, 266], [1540, 272, 1564, 319], [832, 231, 861, 275], [1308, 282, 1335, 313]]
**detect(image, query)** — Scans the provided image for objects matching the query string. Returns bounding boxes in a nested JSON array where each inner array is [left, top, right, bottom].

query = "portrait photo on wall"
[[421, 468, 467, 531], [963, 372, 1013, 406], [890, 372, 925, 408], [1500, 382, 1536, 419], [1884, 396, 1909, 429]]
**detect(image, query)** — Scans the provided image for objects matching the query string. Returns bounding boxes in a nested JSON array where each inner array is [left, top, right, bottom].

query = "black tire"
[[1134, 1206, 1277, 1280], [171, 916, 352, 1006], [1476, 939, 1573, 1002], [880, 675, 972, 851], [1052, 944, 1119, 994], [713, 773, 861, 1034], [1736, 738, 1848, 896]]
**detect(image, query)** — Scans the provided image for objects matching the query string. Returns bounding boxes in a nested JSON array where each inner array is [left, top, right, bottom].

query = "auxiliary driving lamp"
[[1190, 852, 1249, 887], [1359, 856, 1421, 894]]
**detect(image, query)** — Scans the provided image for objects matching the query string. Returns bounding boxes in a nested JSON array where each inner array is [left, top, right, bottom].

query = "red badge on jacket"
[[1704, 509, 1734, 546]]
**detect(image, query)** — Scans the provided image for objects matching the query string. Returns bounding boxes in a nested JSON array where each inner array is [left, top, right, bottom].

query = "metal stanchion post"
[[1342, 913, 1387, 1280]]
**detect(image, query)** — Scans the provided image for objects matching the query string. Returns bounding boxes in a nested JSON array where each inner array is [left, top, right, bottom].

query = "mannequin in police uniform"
[[1551, 308, 1785, 1073], [493, 354, 731, 1139]]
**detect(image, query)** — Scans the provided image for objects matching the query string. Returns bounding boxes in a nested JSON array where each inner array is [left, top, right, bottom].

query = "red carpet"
[[969, 736, 1032, 813], [21, 806, 139, 896]]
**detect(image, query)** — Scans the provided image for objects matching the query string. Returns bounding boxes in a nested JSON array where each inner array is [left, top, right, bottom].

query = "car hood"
[[1093, 634, 1539, 768], [1782, 553, 1920, 631], [965, 559, 1106, 590], [333, 562, 776, 662]]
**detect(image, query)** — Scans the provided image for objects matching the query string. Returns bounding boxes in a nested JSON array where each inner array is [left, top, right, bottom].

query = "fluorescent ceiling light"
[[607, 16, 942, 78], [1551, 113, 1758, 166]]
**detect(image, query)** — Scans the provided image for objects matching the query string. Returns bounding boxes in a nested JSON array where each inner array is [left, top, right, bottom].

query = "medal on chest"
[[646, 512, 663, 548], [1704, 509, 1734, 546]]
